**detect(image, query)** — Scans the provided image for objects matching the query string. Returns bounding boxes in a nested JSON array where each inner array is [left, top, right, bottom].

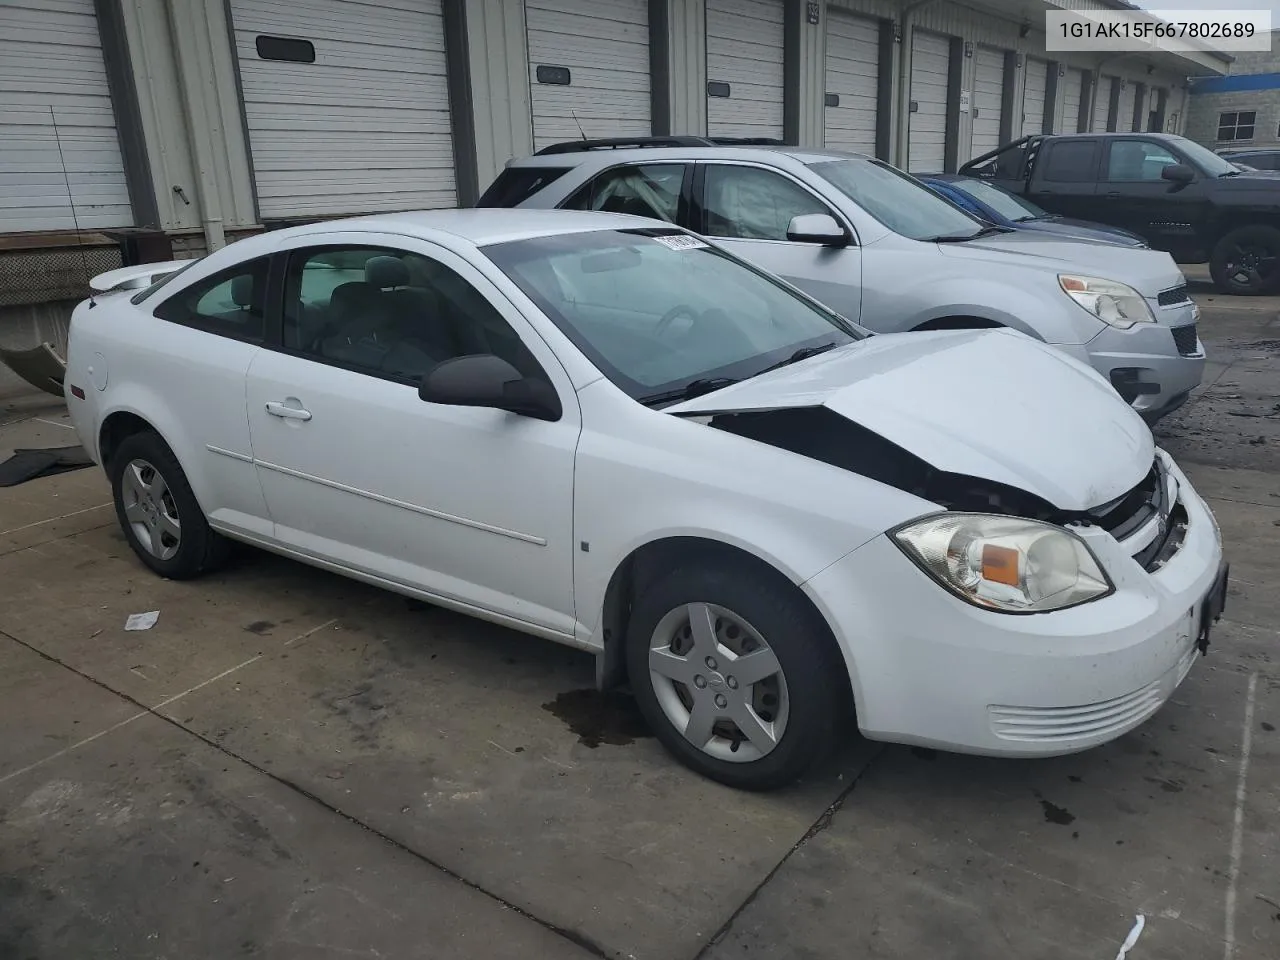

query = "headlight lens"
[[892, 514, 1113, 613], [1059, 274, 1155, 329]]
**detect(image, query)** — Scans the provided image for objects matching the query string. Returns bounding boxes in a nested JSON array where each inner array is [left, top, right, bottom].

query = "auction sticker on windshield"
[[652, 235, 710, 251]]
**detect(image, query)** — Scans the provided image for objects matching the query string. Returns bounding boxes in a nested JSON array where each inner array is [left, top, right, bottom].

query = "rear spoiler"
[[89, 259, 194, 294]]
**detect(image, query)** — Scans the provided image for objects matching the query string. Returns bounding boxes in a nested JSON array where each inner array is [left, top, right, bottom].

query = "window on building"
[[1217, 111, 1256, 142]]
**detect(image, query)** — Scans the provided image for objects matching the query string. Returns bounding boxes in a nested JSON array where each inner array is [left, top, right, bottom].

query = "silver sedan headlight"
[[892, 514, 1114, 613], [1059, 274, 1156, 330]]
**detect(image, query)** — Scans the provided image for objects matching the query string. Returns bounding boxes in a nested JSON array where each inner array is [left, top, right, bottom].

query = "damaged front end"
[[698, 406, 1181, 572]]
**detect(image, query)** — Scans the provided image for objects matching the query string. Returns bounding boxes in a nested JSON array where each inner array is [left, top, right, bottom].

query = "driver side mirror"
[[419, 354, 562, 422], [1161, 163, 1194, 185], [786, 214, 850, 247]]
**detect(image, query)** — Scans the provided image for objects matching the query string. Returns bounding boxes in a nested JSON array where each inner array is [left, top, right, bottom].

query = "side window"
[[153, 258, 269, 341], [702, 165, 833, 241], [281, 246, 547, 385], [1105, 140, 1180, 181], [1040, 140, 1100, 183], [562, 164, 686, 223]]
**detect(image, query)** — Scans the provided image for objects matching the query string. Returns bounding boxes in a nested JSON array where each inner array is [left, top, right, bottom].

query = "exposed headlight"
[[892, 514, 1113, 613], [1059, 274, 1155, 329]]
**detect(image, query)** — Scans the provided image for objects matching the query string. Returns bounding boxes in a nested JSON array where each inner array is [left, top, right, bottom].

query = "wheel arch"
[[911, 315, 1005, 333], [593, 536, 852, 708], [98, 410, 161, 470]]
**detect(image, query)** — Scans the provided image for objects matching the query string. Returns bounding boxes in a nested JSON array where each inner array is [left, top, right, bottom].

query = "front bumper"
[[803, 453, 1224, 757], [1082, 300, 1204, 422]]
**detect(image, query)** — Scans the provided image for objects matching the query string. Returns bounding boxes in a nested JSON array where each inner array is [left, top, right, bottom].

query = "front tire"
[[108, 430, 230, 580], [1210, 225, 1280, 295], [625, 563, 847, 790]]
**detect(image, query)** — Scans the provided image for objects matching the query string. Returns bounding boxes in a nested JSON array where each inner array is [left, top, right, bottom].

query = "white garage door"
[[1058, 67, 1084, 133], [1022, 57, 1048, 137], [1093, 75, 1114, 131], [527, 0, 649, 151], [908, 30, 950, 173], [706, 0, 785, 138], [971, 46, 1006, 160], [0, 0, 132, 232], [1116, 80, 1137, 132], [824, 10, 879, 155], [230, 0, 455, 220]]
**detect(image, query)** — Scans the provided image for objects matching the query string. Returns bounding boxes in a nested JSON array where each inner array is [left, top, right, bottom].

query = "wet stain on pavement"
[[1038, 799, 1076, 826], [243, 620, 275, 635], [542, 689, 653, 748]]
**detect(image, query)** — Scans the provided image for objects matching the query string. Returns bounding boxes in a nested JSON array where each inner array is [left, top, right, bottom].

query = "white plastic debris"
[[124, 611, 159, 631], [1114, 915, 1145, 960]]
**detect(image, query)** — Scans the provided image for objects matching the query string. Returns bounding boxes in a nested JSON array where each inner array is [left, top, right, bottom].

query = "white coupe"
[[66, 209, 1227, 790]]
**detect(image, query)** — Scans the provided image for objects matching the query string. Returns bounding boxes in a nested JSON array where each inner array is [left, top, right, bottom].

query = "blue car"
[[920, 174, 1148, 248]]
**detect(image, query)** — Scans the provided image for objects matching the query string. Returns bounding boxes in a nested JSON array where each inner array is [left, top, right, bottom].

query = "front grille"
[[1085, 457, 1187, 572], [1171, 323, 1199, 355], [1087, 460, 1164, 539], [989, 682, 1166, 742], [1157, 285, 1190, 306]]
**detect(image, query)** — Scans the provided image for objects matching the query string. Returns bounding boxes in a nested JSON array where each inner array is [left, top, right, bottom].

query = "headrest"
[[329, 281, 379, 314], [365, 255, 410, 289], [230, 273, 254, 307]]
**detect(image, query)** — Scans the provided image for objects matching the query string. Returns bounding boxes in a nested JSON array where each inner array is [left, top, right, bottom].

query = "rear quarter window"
[[475, 167, 574, 207]]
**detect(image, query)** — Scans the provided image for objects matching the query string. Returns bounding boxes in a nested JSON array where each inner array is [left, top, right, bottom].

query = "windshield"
[[809, 158, 983, 241], [947, 178, 1046, 222], [483, 229, 862, 404], [1168, 136, 1239, 177]]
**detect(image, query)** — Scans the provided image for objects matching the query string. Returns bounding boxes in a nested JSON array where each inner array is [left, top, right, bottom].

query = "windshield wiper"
[[926, 224, 1011, 242], [638, 377, 739, 407], [756, 341, 841, 376], [1219, 170, 1241, 177]]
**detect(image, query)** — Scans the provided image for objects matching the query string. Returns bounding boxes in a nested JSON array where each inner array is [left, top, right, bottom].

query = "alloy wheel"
[[1224, 242, 1278, 290], [120, 458, 182, 561], [647, 602, 790, 762]]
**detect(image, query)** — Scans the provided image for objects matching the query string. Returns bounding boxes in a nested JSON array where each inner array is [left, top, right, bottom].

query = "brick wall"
[[1187, 90, 1280, 151]]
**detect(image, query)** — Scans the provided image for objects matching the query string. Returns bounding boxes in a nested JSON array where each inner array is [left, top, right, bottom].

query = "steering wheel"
[[653, 304, 701, 339]]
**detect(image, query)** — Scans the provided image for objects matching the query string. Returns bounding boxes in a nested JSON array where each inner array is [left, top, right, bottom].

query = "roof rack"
[[706, 137, 790, 146], [534, 136, 715, 155]]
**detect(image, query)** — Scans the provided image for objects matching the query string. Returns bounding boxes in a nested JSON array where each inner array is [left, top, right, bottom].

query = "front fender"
[[898, 278, 1097, 344]]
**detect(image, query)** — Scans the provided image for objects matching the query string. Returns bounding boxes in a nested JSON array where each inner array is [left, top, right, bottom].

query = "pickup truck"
[[959, 132, 1280, 295]]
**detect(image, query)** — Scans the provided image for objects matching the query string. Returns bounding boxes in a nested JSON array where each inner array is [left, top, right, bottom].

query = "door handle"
[[265, 400, 312, 421], [1106, 191, 1121, 198]]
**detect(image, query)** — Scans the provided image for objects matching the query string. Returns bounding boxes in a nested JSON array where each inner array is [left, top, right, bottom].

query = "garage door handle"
[[265, 400, 312, 421]]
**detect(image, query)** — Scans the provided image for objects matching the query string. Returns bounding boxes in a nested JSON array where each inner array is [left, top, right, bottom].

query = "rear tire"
[[1210, 225, 1280, 295], [625, 563, 847, 791], [108, 430, 231, 580]]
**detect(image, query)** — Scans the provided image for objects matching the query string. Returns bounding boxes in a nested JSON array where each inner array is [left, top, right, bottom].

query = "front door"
[[694, 162, 863, 323], [1099, 138, 1211, 258], [244, 234, 582, 639]]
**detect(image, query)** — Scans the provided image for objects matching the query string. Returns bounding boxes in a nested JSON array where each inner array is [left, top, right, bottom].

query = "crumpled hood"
[[934, 230, 1182, 297], [666, 329, 1154, 511]]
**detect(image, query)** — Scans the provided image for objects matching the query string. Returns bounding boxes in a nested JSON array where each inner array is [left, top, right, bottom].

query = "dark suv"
[[961, 132, 1280, 295]]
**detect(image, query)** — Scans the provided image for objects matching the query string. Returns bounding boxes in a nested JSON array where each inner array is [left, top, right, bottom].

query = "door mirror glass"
[[1161, 163, 1194, 184], [786, 214, 849, 246], [418, 354, 562, 422]]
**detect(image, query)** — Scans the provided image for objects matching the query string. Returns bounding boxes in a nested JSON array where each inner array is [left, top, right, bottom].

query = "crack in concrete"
[[694, 743, 888, 958]]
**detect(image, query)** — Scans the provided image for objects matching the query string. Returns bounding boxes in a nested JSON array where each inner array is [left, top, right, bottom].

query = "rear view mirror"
[[786, 214, 850, 247], [419, 354, 562, 422], [1161, 163, 1194, 184]]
